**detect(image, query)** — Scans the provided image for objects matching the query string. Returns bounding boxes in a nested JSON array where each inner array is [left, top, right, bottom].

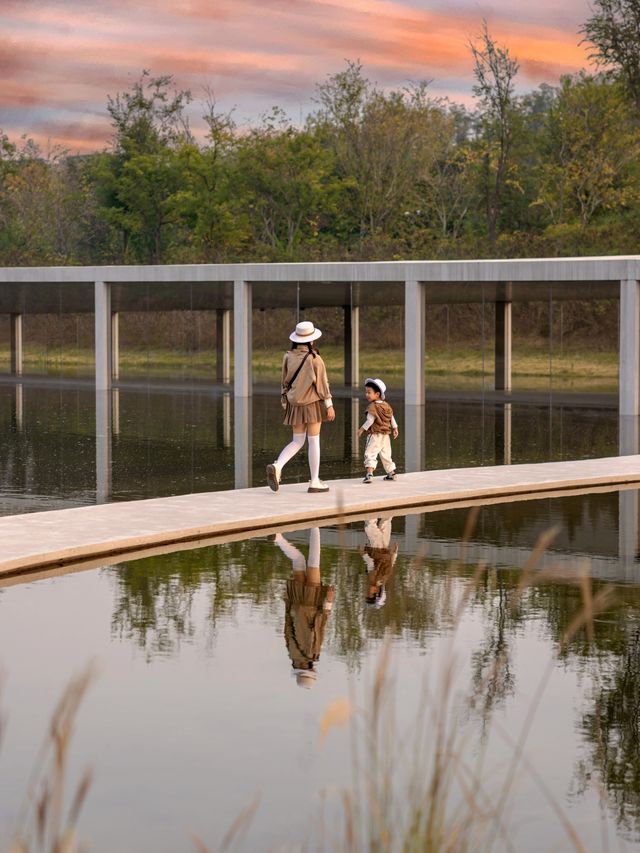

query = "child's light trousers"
[[364, 433, 395, 474]]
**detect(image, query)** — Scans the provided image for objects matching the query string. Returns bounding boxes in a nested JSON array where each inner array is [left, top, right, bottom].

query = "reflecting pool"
[[2, 491, 640, 850], [0, 379, 623, 515]]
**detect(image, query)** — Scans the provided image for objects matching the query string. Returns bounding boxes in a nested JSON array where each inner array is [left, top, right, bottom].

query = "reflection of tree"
[[470, 572, 517, 725], [577, 620, 640, 834], [109, 539, 283, 657]]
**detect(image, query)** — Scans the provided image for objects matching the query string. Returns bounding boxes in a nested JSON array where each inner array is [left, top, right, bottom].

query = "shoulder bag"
[[281, 352, 312, 408]]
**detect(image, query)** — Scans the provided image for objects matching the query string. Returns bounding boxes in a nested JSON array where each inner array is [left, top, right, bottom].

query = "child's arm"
[[391, 414, 399, 440], [358, 412, 375, 438]]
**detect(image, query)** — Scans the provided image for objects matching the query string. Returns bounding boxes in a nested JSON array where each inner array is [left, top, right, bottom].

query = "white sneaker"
[[308, 479, 330, 493]]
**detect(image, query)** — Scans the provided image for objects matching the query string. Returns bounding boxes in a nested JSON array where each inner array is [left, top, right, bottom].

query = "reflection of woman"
[[275, 528, 334, 688], [362, 517, 397, 609], [266, 321, 335, 494]]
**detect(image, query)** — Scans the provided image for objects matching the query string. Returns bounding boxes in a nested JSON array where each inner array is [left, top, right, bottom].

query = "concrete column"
[[10, 313, 23, 376], [404, 279, 425, 406], [344, 305, 360, 387], [233, 280, 252, 397], [494, 301, 512, 392], [404, 512, 421, 552], [404, 404, 425, 473], [350, 397, 360, 460], [619, 279, 640, 416], [94, 281, 112, 391], [111, 312, 120, 381], [619, 489, 639, 564], [216, 308, 231, 384], [223, 392, 232, 448], [96, 389, 112, 504], [494, 402, 512, 465], [111, 388, 120, 437], [234, 396, 252, 488], [11, 383, 23, 432]]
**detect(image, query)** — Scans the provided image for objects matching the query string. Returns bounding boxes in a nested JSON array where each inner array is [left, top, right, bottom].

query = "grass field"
[[0, 344, 619, 392]]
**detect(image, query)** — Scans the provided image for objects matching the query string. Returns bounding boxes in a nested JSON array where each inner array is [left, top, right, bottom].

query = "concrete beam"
[[344, 305, 360, 387], [94, 281, 112, 391], [233, 279, 252, 397], [404, 279, 425, 406], [494, 301, 512, 392], [3, 256, 640, 286], [620, 279, 640, 417], [216, 308, 231, 384], [10, 313, 23, 376]]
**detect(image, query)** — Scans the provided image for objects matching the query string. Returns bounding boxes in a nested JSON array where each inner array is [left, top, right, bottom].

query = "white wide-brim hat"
[[290, 320, 322, 343], [365, 377, 387, 400]]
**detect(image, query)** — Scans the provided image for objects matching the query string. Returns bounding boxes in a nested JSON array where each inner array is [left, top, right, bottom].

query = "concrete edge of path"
[[1, 455, 640, 580]]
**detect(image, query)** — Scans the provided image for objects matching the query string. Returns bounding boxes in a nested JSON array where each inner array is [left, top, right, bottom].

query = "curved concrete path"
[[2, 455, 640, 580]]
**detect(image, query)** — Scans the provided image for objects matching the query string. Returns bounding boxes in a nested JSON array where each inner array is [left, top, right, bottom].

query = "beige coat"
[[281, 349, 332, 406]]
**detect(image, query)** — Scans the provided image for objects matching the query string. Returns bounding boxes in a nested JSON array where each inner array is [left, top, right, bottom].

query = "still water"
[[0, 379, 620, 515], [1, 492, 640, 851]]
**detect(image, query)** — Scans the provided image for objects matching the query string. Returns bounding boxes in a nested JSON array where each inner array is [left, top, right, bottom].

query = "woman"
[[275, 527, 334, 689], [266, 320, 335, 493]]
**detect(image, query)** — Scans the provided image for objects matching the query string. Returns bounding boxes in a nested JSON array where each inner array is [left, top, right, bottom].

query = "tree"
[[314, 62, 444, 239], [169, 95, 248, 261], [94, 72, 193, 262], [470, 22, 520, 242], [581, 0, 640, 110], [531, 74, 640, 225], [412, 107, 476, 239], [236, 110, 341, 257]]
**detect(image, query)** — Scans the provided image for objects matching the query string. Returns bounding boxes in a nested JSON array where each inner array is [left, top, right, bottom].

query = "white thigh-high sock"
[[308, 434, 321, 483], [307, 527, 321, 568], [275, 432, 306, 475], [274, 533, 306, 571]]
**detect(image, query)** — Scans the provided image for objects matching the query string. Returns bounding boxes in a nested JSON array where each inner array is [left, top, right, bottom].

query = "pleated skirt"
[[283, 400, 328, 427]]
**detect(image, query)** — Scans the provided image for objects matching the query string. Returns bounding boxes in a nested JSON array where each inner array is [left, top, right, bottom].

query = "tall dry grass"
[[5, 664, 96, 853]]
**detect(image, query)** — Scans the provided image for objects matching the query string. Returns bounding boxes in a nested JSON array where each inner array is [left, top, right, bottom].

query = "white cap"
[[366, 588, 387, 609], [290, 321, 322, 343], [292, 668, 318, 688], [365, 377, 387, 400]]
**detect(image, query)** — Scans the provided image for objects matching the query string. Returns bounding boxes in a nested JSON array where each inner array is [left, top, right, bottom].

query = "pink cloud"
[[0, 0, 593, 150]]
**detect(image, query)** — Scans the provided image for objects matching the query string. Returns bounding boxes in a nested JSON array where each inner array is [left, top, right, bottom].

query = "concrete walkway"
[[2, 455, 640, 579]]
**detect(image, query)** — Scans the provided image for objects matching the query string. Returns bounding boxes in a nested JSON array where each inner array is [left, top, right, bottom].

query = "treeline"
[[1, 4, 640, 347]]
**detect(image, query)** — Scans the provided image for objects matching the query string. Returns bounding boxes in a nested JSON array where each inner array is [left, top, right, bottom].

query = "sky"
[[1, 0, 594, 154]]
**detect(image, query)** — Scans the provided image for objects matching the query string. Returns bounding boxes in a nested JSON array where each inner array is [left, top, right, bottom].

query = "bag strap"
[[285, 351, 311, 390]]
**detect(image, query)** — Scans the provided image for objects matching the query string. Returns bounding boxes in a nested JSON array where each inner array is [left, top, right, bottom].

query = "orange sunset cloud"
[[0, 0, 593, 152]]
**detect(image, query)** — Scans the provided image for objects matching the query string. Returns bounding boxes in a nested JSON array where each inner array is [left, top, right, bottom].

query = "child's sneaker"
[[362, 473, 373, 484], [383, 471, 397, 481]]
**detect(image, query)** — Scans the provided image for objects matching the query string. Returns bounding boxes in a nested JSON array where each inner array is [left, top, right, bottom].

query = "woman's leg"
[[275, 427, 307, 476], [307, 422, 321, 484], [274, 532, 307, 572]]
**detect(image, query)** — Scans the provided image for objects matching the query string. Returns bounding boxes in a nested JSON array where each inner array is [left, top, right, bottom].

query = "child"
[[357, 377, 398, 484], [361, 517, 398, 609]]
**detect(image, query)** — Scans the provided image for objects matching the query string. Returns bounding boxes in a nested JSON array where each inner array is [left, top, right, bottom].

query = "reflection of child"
[[362, 517, 398, 609], [275, 528, 334, 689], [357, 378, 398, 484]]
